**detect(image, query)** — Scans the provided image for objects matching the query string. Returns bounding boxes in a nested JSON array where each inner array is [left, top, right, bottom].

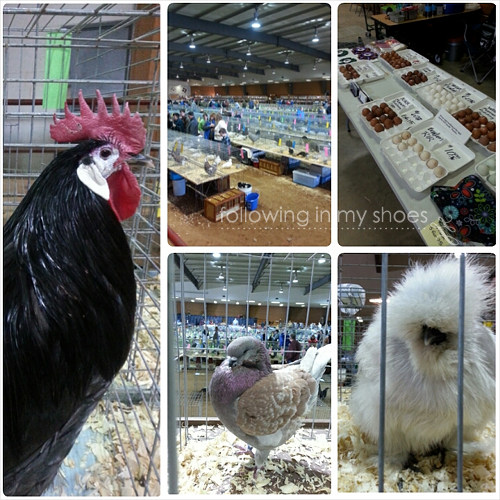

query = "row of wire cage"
[[168, 253, 332, 494], [338, 253, 496, 493], [3, 3, 161, 495]]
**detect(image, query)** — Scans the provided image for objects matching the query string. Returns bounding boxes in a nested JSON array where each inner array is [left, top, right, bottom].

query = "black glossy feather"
[[3, 139, 136, 496]]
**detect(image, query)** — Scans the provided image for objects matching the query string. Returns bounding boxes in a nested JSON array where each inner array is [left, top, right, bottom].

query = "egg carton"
[[338, 61, 385, 88], [378, 49, 429, 72], [358, 91, 433, 142], [417, 78, 488, 115], [394, 63, 449, 92], [453, 98, 496, 154], [381, 120, 475, 192], [475, 156, 496, 192]]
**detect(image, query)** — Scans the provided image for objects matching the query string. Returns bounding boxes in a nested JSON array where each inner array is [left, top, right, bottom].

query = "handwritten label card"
[[435, 108, 470, 145]]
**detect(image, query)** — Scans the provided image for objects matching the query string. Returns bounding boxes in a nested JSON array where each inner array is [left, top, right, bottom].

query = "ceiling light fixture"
[[189, 36, 196, 49], [292, 271, 298, 283], [279, 284, 284, 293], [246, 45, 252, 56], [180, 61, 184, 69], [284, 55, 289, 65], [312, 27, 319, 43], [206, 55, 211, 64], [243, 62, 248, 70], [318, 254, 326, 264], [251, 7, 261, 29]]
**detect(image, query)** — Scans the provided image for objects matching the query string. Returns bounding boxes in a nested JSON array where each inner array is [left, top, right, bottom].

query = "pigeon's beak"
[[228, 356, 239, 368]]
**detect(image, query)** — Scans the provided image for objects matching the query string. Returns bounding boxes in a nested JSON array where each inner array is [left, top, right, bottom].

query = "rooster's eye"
[[100, 148, 112, 159]]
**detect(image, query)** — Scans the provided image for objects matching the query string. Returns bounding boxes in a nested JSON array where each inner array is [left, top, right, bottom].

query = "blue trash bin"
[[246, 192, 259, 211], [169, 171, 186, 196]]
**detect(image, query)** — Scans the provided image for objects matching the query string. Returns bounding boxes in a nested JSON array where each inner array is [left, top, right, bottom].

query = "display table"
[[371, 6, 482, 40], [338, 60, 494, 246]]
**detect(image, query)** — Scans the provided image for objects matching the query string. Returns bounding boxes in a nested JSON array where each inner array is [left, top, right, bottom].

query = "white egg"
[[402, 131, 411, 140], [398, 142, 408, 151], [433, 165, 447, 178], [433, 99, 441, 107], [440, 89, 447, 96], [451, 97, 459, 104], [436, 84, 443, 91], [477, 163, 490, 176], [407, 137, 417, 146], [488, 173, 496, 185], [392, 135, 402, 144], [413, 143, 424, 153], [486, 158, 496, 170], [445, 94, 452, 101]]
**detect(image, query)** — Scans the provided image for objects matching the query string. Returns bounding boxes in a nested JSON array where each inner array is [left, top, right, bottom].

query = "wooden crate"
[[204, 188, 245, 222], [258, 158, 284, 176]]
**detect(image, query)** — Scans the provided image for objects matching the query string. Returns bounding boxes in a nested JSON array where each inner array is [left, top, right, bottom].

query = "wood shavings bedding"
[[178, 425, 331, 494], [338, 402, 496, 493]]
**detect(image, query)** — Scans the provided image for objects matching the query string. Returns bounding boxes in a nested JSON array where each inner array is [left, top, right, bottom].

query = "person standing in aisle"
[[285, 333, 302, 363], [213, 113, 228, 142], [187, 111, 199, 135], [198, 112, 208, 135], [203, 113, 216, 140], [213, 326, 220, 349], [172, 112, 185, 132]]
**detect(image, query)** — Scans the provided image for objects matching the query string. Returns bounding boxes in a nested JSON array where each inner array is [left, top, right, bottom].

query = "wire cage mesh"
[[337, 253, 496, 493], [3, 4, 161, 496], [168, 253, 332, 495]]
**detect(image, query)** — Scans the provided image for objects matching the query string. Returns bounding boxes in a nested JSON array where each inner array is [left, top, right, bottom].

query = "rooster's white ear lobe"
[[77, 162, 110, 201]]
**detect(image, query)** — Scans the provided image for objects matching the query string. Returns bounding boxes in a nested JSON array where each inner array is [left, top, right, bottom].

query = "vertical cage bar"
[[378, 253, 389, 492]]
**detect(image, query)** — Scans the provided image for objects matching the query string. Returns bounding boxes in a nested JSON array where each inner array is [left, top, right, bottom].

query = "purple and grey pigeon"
[[209, 336, 332, 473]]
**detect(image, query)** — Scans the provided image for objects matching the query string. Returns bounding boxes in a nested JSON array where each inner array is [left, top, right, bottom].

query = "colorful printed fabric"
[[430, 175, 495, 246]]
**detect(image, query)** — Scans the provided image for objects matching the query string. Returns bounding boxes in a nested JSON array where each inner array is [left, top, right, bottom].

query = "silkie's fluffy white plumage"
[[350, 257, 495, 463]]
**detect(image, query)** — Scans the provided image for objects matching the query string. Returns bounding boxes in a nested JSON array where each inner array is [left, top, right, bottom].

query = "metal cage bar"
[[3, 4, 161, 495]]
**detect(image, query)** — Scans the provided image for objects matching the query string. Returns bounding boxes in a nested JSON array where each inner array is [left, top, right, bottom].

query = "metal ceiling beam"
[[252, 253, 272, 293], [304, 273, 331, 295], [169, 13, 330, 61], [168, 55, 265, 76], [169, 42, 300, 72], [174, 254, 201, 290], [167, 64, 239, 79]]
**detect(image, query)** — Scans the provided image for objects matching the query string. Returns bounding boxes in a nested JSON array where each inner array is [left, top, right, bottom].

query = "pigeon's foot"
[[235, 444, 254, 457]]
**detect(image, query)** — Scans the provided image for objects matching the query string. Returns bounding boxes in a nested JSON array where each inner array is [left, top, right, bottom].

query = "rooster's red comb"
[[50, 90, 146, 154]]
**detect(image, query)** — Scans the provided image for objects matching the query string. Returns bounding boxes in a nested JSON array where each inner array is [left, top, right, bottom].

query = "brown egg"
[[457, 110, 466, 118], [362, 108, 370, 116], [479, 116, 488, 125], [374, 123, 384, 133], [374, 108, 383, 117], [384, 118, 394, 129], [465, 123, 474, 131], [487, 130, 496, 141], [487, 142, 496, 152], [480, 126, 488, 136], [479, 135, 490, 146], [380, 102, 388, 109], [486, 121, 496, 131], [471, 112, 480, 120], [371, 105, 380, 113], [465, 108, 473, 115], [370, 118, 379, 127], [472, 129, 482, 139], [339, 66, 346, 73], [393, 116, 403, 125], [472, 120, 480, 128], [388, 110, 397, 119]]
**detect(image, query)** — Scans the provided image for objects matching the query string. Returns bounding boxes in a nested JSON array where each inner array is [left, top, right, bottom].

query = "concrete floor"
[[337, 3, 496, 245]]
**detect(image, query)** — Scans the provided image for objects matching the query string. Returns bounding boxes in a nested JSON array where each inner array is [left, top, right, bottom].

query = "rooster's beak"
[[126, 153, 156, 170]]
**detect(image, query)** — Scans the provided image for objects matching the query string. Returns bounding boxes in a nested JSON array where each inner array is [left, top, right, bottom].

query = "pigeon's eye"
[[100, 148, 112, 159]]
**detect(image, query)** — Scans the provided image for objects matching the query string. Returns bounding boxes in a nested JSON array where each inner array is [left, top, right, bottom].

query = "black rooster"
[[3, 91, 146, 495]]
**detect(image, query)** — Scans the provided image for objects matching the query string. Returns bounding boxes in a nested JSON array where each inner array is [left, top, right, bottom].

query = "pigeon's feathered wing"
[[209, 336, 332, 469]]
